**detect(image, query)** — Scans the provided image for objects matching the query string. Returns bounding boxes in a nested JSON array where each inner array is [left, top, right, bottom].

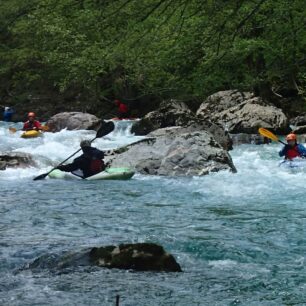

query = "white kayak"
[[48, 167, 135, 180], [279, 158, 306, 170]]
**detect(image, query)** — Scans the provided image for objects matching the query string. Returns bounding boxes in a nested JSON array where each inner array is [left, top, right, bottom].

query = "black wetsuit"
[[57, 147, 105, 178]]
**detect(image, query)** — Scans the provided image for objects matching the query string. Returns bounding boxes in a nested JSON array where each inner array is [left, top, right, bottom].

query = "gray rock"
[[0, 152, 35, 170], [197, 90, 289, 134], [106, 127, 237, 176], [46, 112, 101, 132], [131, 99, 232, 150], [290, 114, 306, 127], [197, 90, 254, 114], [131, 99, 195, 135]]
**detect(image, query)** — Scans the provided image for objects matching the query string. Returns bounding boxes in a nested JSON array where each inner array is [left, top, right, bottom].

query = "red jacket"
[[23, 120, 42, 131], [118, 102, 128, 113]]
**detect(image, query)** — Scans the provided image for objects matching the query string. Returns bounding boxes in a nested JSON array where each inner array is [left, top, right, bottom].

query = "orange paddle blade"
[[9, 127, 17, 133], [258, 128, 279, 142]]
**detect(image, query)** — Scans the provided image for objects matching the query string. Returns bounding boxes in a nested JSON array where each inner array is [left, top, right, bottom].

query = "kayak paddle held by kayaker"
[[279, 133, 306, 160]]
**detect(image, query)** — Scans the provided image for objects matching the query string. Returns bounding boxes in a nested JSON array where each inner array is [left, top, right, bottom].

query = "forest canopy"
[[0, 0, 305, 105]]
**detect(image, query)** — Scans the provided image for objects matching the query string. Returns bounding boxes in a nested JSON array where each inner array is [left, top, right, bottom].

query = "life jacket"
[[24, 120, 41, 130], [118, 103, 128, 113], [89, 158, 104, 174], [286, 145, 300, 159]]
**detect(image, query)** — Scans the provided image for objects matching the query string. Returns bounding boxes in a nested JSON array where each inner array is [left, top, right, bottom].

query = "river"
[[1, 121, 306, 305]]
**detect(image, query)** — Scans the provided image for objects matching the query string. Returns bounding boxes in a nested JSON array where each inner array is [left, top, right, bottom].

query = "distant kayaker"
[[279, 133, 306, 160], [114, 99, 130, 119], [56, 140, 105, 178], [23, 112, 42, 131], [2, 106, 14, 122]]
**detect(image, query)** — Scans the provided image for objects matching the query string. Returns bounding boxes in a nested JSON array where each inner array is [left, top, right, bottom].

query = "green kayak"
[[48, 167, 134, 180]]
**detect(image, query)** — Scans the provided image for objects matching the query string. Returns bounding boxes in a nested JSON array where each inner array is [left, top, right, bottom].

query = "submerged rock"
[[0, 152, 35, 170], [46, 112, 101, 132], [106, 126, 237, 176], [27, 243, 181, 273]]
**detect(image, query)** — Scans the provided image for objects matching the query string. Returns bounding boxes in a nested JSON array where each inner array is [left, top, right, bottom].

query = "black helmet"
[[80, 140, 91, 148]]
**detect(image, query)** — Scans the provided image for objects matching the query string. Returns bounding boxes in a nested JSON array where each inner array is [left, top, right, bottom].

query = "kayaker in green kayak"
[[56, 140, 105, 178]]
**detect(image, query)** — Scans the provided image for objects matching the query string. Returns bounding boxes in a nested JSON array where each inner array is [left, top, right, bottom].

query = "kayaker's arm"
[[279, 146, 287, 157], [57, 158, 82, 172]]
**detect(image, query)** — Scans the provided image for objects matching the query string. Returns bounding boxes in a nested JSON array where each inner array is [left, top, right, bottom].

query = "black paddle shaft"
[[33, 121, 114, 181]]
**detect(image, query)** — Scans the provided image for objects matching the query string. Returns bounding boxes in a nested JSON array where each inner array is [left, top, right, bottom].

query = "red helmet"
[[28, 112, 35, 118], [286, 133, 296, 141]]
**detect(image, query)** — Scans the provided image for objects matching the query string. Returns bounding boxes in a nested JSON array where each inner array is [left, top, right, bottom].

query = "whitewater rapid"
[[2, 120, 306, 305]]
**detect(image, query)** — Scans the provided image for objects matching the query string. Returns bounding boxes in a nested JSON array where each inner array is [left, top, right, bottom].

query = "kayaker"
[[279, 133, 306, 160], [23, 112, 42, 131], [56, 140, 105, 178], [2, 106, 15, 122], [114, 99, 130, 119]]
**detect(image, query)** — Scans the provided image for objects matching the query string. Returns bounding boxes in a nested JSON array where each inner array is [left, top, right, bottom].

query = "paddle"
[[9, 125, 49, 133], [33, 121, 115, 181], [258, 127, 286, 145]]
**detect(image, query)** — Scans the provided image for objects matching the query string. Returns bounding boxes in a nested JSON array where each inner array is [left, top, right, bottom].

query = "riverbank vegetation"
[[1, 0, 305, 117]]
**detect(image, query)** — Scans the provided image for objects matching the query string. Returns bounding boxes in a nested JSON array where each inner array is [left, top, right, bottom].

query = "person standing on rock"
[[56, 140, 106, 178], [279, 133, 306, 160], [114, 99, 130, 119], [2, 106, 15, 122], [23, 112, 42, 131]]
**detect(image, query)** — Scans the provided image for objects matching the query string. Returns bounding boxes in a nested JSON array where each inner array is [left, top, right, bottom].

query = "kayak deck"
[[21, 130, 43, 138], [48, 167, 134, 180], [279, 158, 306, 170]]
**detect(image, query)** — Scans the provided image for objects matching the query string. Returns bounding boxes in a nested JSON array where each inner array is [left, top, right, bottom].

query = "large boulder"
[[27, 243, 181, 273], [0, 152, 35, 170], [131, 99, 195, 135], [46, 112, 101, 132], [289, 114, 306, 134], [131, 99, 232, 150], [106, 127, 237, 176], [196, 90, 289, 134]]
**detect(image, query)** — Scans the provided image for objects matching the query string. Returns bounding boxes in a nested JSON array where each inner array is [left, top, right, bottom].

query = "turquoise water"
[[1, 122, 306, 305]]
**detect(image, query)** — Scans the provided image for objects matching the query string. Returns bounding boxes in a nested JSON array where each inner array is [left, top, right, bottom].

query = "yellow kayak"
[[21, 130, 43, 138]]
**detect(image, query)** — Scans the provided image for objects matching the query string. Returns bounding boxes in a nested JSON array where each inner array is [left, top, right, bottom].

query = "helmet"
[[28, 112, 35, 118], [286, 133, 296, 141], [80, 140, 91, 148]]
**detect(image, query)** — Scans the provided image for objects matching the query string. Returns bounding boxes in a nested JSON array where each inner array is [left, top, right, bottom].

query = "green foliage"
[[0, 0, 305, 104]]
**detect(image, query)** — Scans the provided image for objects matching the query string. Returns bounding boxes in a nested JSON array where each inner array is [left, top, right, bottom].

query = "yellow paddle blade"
[[258, 127, 279, 142], [41, 125, 49, 131], [9, 127, 17, 133]]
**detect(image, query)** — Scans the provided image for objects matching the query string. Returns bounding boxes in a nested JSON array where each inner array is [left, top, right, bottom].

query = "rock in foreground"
[[90, 243, 182, 272], [27, 243, 181, 273]]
